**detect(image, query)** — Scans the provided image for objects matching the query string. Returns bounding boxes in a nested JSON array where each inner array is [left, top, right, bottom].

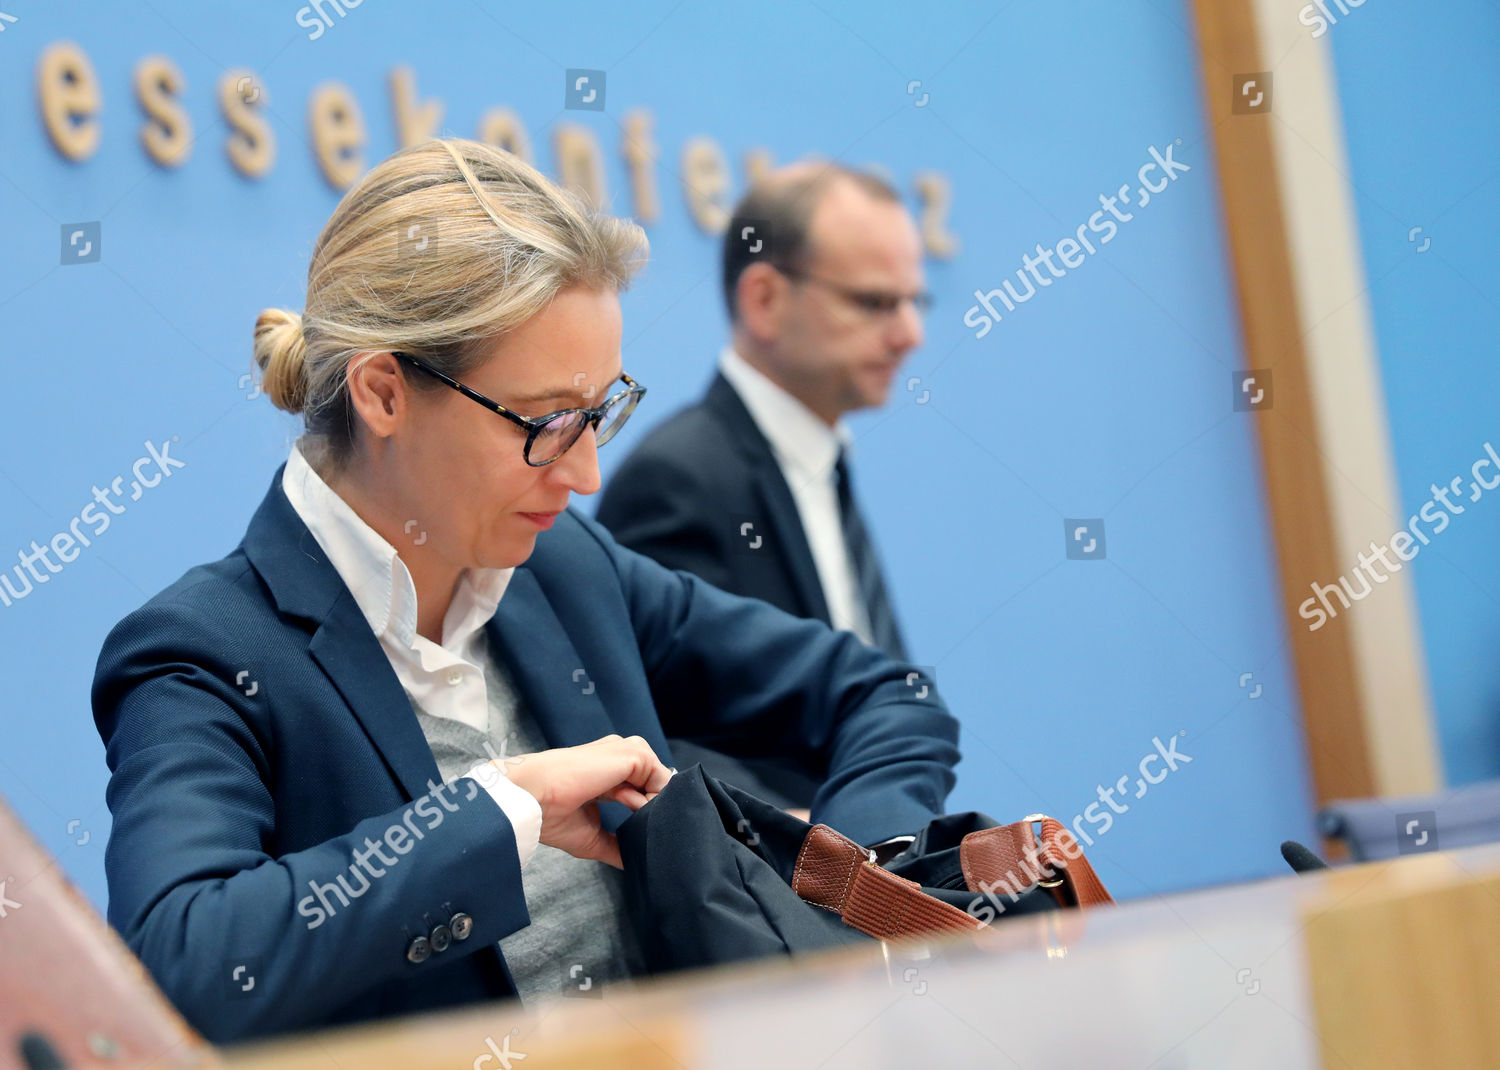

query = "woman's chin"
[[480, 532, 540, 570]]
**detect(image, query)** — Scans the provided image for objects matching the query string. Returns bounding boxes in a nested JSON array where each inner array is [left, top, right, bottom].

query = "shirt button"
[[450, 912, 474, 941], [406, 935, 432, 964], [446, 669, 463, 686]]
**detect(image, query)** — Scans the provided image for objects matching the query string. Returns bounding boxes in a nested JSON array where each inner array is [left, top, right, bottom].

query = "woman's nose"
[[550, 424, 603, 495]]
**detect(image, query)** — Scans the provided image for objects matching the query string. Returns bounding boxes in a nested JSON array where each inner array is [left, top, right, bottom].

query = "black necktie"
[[833, 447, 908, 660]]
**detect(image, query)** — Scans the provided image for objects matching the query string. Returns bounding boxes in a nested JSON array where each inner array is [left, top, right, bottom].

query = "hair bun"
[[253, 308, 309, 414]]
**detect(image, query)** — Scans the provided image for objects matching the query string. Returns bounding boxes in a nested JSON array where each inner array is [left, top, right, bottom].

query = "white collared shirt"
[[717, 346, 874, 644], [281, 441, 543, 866]]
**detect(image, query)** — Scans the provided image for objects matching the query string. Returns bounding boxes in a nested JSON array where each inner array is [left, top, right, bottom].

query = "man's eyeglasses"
[[390, 351, 646, 467], [776, 267, 934, 317]]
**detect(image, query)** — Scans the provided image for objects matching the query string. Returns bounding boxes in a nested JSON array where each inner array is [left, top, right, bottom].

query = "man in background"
[[596, 160, 931, 806]]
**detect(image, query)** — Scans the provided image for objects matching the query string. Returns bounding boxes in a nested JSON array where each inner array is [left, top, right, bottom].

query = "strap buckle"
[[1023, 814, 1065, 888]]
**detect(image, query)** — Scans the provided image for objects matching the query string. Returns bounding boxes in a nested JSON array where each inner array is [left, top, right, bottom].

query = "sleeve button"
[[450, 912, 474, 941], [430, 923, 452, 953], [406, 935, 432, 964]]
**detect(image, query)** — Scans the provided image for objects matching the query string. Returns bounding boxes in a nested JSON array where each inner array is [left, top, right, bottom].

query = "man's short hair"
[[721, 163, 902, 322]]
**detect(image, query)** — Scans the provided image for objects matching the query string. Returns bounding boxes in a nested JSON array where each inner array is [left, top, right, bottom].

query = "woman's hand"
[[497, 734, 672, 868]]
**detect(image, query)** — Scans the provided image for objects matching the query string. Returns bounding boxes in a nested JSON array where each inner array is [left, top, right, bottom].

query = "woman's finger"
[[592, 831, 623, 869], [615, 738, 674, 795], [604, 784, 650, 810]]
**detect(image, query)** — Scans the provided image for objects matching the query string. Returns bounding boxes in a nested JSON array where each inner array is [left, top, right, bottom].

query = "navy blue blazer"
[[92, 466, 960, 1043]]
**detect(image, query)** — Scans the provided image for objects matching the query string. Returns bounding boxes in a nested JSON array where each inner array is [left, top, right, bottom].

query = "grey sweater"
[[410, 629, 643, 1001]]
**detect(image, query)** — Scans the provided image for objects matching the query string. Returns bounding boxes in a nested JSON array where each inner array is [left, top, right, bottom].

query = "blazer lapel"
[[749, 452, 830, 623], [705, 372, 831, 624], [309, 595, 443, 801], [242, 466, 441, 802], [485, 567, 617, 751], [240, 464, 638, 813]]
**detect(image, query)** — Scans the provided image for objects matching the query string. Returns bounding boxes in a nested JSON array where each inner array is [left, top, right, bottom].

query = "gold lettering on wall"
[[23, 38, 961, 255], [476, 108, 531, 162], [389, 66, 442, 149], [915, 170, 959, 260], [620, 109, 659, 224], [135, 55, 192, 167], [553, 124, 605, 207], [743, 148, 774, 187], [681, 136, 730, 234], [219, 69, 275, 179], [309, 82, 366, 190], [37, 41, 101, 161]]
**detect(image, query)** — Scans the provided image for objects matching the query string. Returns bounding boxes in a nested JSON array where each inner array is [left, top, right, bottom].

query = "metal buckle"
[[1024, 814, 1065, 888]]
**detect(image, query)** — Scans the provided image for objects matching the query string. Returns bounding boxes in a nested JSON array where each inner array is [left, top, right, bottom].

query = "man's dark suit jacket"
[[598, 370, 838, 628], [596, 370, 903, 803], [91, 466, 959, 1043]]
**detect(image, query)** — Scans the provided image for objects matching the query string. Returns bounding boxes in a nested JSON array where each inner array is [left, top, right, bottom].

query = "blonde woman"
[[91, 138, 960, 1044]]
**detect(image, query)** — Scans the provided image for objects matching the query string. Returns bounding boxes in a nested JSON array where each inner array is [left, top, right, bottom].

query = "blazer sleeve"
[[91, 596, 531, 1043], [595, 450, 737, 592], [583, 518, 960, 845]]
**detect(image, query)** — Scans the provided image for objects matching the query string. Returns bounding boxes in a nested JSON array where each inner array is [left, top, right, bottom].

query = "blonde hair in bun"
[[251, 136, 648, 472], [252, 308, 309, 414]]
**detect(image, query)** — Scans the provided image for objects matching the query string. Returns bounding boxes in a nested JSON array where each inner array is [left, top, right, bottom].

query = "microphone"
[[1280, 840, 1329, 873]]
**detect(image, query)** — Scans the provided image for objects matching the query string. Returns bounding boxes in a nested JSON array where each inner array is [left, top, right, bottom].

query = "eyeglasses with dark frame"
[[775, 266, 934, 317], [390, 350, 647, 467]]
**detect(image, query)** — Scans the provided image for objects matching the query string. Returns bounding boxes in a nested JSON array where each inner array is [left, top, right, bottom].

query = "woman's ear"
[[345, 351, 408, 440]]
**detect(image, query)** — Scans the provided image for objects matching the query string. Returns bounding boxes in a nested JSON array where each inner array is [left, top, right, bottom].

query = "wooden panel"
[[1305, 857, 1500, 1067], [0, 796, 217, 1070], [226, 1003, 691, 1070], [1187, 0, 1442, 802]]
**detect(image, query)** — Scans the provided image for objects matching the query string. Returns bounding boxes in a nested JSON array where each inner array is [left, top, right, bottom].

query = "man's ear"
[[345, 351, 409, 441], [735, 262, 789, 343]]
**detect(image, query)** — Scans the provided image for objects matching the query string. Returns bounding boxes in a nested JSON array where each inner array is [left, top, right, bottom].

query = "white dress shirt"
[[280, 441, 544, 867], [717, 346, 874, 644]]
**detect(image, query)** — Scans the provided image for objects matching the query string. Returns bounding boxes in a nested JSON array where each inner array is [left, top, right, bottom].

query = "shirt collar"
[[280, 440, 513, 652], [718, 345, 854, 481]]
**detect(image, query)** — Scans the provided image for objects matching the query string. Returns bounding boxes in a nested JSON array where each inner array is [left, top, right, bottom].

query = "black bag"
[[616, 766, 1087, 976]]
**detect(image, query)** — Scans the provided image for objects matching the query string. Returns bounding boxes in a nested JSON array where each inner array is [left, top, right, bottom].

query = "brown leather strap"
[[960, 816, 1114, 908], [792, 825, 981, 940]]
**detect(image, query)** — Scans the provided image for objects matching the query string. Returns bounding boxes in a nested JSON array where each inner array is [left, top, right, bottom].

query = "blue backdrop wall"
[[0, 0, 1316, 913]]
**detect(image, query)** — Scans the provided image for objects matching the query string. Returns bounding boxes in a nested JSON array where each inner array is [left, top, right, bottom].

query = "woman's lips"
[[518, 511, 561, 530]]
